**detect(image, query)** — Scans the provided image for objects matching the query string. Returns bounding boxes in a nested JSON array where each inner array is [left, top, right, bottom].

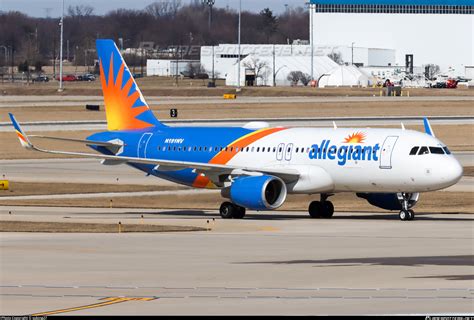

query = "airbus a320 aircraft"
[[10, 39, 463, 221]]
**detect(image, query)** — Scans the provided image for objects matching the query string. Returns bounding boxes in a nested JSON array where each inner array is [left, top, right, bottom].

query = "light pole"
[[203, 0, 215, 30], [0, 45, 7, 65], [58, 0, 64, 91], [237, 0, 241, 90], [309, 2, 314, 80], [351, 42, 355, 66]]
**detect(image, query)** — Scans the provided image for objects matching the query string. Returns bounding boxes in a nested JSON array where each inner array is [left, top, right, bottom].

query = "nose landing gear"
[[308, 194, 334, 218], [398, 193, 416, 221]]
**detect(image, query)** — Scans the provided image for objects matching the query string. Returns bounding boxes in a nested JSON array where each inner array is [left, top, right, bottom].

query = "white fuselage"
[[221, 127, 462, 194]]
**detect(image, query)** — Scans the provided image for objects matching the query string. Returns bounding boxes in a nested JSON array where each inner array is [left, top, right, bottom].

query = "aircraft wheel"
[[407, 209, 415, 221], [321, 201, 334, 218], [233, 206, 246, 219], [308, 201, 322, 218], [399, 210, 410, 221], [220, 202, 235, 219]]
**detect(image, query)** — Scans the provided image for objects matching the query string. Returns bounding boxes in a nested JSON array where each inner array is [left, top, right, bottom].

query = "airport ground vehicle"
[[9, 40, 463, 221], [32, 75, 49, 82]]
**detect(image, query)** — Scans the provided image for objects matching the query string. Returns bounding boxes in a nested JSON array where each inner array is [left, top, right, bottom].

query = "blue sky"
[[0, 0, 308, 17]]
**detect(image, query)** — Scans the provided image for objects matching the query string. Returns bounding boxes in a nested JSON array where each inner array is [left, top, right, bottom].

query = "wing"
[[9, 113, 300, 183]]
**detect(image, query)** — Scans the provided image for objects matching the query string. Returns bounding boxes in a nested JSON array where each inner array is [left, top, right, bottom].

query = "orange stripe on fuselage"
[[191, 127, 286, 188]]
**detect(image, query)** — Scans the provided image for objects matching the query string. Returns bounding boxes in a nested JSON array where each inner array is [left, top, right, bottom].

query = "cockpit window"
[[429, 147, 444, 154], [409, 146, 419, 155], [443, 146, 451, 155], [418, 146, 429, 155]]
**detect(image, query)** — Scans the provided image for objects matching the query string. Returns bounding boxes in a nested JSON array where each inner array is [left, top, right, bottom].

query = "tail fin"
[[423, 117, 435, 137], [96, 39, 165, 131]]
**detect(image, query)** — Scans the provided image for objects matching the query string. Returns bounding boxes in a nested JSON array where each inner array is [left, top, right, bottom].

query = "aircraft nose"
[[443, 157, 463, 186]]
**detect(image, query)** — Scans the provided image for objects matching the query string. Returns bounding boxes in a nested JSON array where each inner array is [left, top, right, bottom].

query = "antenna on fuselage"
[[332, 121, 337, 129], [401, 122, 405, 130]]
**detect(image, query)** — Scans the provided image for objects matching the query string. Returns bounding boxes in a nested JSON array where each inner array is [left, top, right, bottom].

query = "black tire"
[[399, 210, 409, 221], [308, 201, 322, 218], [321, 201, 334, 218], [233, 206, 246, 219], [407, 209, 415, 221], [220, 202, 235, 219]]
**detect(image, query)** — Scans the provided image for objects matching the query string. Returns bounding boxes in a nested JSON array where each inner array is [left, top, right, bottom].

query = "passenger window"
[[409, 146, 419, 155], [418, 146, 429, 155], [443, 146, 451, 155], [429, 146, 444, 154], [295, 147, 299, 153], [273, 147, 276, 152]]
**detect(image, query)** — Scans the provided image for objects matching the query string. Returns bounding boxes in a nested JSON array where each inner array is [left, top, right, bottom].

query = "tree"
[[146, 0, 182, 18], [300, 73, 311, 86], [259, 8, 278, 42], [425, 64, 440, 80], [67, 5, 94, 17], [328, 51, 343, 65], [287, 71, 302, 86], [243, 57, 269, 85]]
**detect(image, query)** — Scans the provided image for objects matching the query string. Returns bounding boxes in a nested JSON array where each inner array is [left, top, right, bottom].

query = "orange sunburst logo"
[[100, 53, 153, 131], [343, 131, 366, 144]]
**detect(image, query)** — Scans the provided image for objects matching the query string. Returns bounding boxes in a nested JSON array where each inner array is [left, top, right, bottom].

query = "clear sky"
[[0, 0, 308, 17]]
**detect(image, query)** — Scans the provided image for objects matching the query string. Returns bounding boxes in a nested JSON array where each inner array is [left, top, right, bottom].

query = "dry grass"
[[1, 76, 473, 96], [0, 182, 186, 197], [463, 166, 474, 176], [0, 220, 208, 233], [1, 191, 472, 214], [1, 124, 472, 160]]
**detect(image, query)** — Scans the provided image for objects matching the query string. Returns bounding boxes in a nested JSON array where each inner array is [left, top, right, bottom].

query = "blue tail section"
[[96, 39, 165, 131]]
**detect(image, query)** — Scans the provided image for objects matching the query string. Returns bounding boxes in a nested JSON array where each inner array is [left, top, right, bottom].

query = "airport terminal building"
[[310, 0, 474, 76]]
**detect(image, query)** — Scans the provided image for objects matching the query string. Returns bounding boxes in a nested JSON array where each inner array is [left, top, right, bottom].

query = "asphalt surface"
[[1, 206, 473, 315], [1, 116, 472, 132]]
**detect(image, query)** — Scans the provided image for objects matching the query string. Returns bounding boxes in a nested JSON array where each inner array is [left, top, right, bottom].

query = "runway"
[[1, 206, 473, 315]]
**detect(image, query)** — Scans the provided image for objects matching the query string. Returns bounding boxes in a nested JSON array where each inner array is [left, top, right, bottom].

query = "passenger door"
[[137, 132, 153, 158], [379, 136, 398, 169], [276, 143, 285, 161]]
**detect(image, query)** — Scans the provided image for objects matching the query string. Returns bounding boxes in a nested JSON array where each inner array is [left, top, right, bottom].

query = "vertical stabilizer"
[[96, 39, 164, 131]]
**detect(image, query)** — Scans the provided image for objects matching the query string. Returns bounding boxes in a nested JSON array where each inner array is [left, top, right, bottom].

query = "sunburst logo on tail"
[[343, 131, 366, 144], [99, 52, 155, 131]]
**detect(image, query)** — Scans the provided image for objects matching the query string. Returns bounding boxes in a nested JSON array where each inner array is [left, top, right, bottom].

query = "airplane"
[[9, 39, 463, 221]]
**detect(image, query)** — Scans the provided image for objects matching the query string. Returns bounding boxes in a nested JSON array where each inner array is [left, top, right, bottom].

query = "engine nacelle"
[[227, 175, 287, 210], [356, 192, 419, 211]]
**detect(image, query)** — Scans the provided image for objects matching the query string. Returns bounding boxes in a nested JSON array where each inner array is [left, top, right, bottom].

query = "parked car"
[[77, 73, 96, 81], [32, 75, 49, 83], [56, 74, 77, 81]]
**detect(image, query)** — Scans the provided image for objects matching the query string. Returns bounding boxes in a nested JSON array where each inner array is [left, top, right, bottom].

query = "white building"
[[309, 0, 474, 76], [146, 59, 200, 77], [200, 44, 395, 86]]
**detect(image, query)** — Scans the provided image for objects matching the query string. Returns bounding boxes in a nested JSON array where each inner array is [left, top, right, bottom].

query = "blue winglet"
[[9, 113, 33, 148], [423, 117, 435, 137]]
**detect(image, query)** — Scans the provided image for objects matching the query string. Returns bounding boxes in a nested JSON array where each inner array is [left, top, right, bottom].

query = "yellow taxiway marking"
[[32, 296, 156, 316]]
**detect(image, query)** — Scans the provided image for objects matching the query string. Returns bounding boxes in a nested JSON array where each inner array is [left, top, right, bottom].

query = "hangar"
[[310, 0, 474, 76]]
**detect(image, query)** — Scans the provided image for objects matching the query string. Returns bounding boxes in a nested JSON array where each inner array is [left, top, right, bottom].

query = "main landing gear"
[[219, 202, 246, 219], [398, 193, 415, 221], [308, 194, 334, 219]]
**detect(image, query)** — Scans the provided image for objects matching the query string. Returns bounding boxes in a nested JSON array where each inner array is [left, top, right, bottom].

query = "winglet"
[[423, 117, 435, 137], [9, 113, 33, 149]]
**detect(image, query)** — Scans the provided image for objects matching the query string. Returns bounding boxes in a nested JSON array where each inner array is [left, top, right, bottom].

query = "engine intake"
[[227, 175, 287, 210]]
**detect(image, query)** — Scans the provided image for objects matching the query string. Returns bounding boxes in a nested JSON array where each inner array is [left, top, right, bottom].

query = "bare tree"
[[424, 64, 440, 80], [300, 72, 311, 86], [287, 71, 302, 86], [67, 5, 94, 17], [243, 57, 269, 84], [146, 0, 182, 18], [328, 51, 343, 65]]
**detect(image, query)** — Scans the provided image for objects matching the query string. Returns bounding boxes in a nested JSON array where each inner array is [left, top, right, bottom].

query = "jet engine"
[[356, 193, 419, 211], [224, 175, 287, 210]]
